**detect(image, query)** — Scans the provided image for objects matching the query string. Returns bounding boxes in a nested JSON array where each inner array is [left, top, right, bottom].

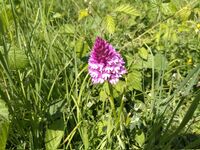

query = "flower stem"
[[116, 93, 124, 130], [108, 82, 117, 121]]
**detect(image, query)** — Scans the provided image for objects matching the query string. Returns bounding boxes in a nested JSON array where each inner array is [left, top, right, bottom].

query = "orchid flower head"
[[88, 37, 127, 84]]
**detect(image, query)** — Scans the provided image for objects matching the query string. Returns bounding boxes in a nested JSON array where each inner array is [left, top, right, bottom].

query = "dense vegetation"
[[0, 0, 200, 149]]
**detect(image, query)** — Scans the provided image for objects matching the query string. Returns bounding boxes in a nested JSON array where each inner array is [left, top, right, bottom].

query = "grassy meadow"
[[0, 0, 200, 149]]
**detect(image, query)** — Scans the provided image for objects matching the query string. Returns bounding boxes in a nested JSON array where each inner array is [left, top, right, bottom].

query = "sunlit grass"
[[0, 0, 200, 149]]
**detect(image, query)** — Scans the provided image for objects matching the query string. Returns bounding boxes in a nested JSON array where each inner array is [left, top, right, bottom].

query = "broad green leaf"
[[0, 99, 9, 120], [128, 54, 153, 70], [112, 80, 126, 98], [114, 80, 126, 93], [100, 90, 107, 102], [161, 19, 178, 43], [127, 70, 142, 91], [128, 53, 168, 71], [138, 47, 148, 60], [8, 48, 28, 69], [97, 114, 110, 136], [45, 118, 64, 150], [114, 4, 140, 16], [177, 6, 191, 21], [161, 3, 173, 16], [49, 100, 64, 116], [0, 99, 9, 150], [135, 132, 145, 147], [0, 120, 9, 150], [104, 15, 115, 34], [52, 12, 63, 18], [64, 24, 75, 34], [100, 82, 109, 101], [154, 54, 168, 71], [75, 38, 89, 58], [100, 81, 125, 100]]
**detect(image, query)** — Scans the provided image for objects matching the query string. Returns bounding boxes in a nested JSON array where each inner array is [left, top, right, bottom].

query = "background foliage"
[[0, 0, 200, 149]]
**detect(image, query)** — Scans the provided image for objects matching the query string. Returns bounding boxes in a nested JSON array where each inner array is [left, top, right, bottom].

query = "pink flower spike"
[[88, 37, 127, 84]]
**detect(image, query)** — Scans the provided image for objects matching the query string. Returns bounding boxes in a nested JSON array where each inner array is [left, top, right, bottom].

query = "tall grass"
[[0, 0, 200, 149]]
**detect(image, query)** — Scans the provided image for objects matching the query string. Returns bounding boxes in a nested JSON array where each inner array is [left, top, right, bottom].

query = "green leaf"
[[0, 14, 5, 34], [114, 4, 140, 16], [100, 90, 107, 102], [100, 82, 109, 101], [127, 54, 153, 70], [111, 80, 126, 98], [127, 70, 142, 91], [185, 136, 200, 149], [52, 12, 63, 19], [45, 118, 64, 150], [62, 24, 75, 34], [162, 90, 200, 145], [160, 3, 173, 16], [129, 53, 168, 71], [81, 124, 89, 149], [117, 135, 125, 149], [139, 47, 148, 60], [154, 54, 168, 71], [0, 120, 9, 150], [176, 91, 200, 134], [8, 48, 28, 69], [183, 67, 200, 96], [114, 80, 126, 93], [0, 5, 10, 34], [49, 100, 64, 116], [75, 38, 89, 58], [177, 6, 191, 21], [0, 5, 13, 40], [104, 15, 115, 34], [0, 99, 9, 150], [97, 114, 109, 136], [135, 132, 145, 147], [0, 99, 9, 120], [161, 64, 200, 105]]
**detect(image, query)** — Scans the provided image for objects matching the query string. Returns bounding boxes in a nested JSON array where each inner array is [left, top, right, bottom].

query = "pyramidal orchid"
[[88, 37, 127, 84]]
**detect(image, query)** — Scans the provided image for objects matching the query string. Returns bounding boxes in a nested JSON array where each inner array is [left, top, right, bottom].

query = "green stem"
[[108, 82, 117, 121], [116, 94, 124, 130]]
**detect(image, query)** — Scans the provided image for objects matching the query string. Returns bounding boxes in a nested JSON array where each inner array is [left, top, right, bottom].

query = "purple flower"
[[88, 37, 127, 84]]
